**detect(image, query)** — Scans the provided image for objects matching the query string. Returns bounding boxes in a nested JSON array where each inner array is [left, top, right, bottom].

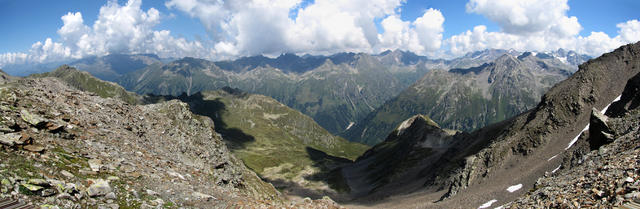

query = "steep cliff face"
[[340, 42, 640, 208], [436, 41, 640, 204], [510, 67, 640, 208]]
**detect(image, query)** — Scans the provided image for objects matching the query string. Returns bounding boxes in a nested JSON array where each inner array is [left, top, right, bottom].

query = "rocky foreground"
[[0, 76, 342, 208], [509, 68, 640, 207]]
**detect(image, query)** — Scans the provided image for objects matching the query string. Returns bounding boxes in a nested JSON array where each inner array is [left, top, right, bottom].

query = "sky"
[[0, 0, 639, 68]]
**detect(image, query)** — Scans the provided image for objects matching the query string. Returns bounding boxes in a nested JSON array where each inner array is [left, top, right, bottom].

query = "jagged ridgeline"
[[144, 87, 369, 196], [339, 42, 640, 208], [116, 52, 430, 136], [69, 49, 584, 143], [345, 51, 575, 145]]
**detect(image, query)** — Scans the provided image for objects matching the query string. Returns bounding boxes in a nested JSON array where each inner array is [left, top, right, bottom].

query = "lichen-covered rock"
[[87, 179, 111, 197], [0, 133, 21, 146]]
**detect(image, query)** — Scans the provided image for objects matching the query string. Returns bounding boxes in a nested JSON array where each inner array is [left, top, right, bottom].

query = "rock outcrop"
[[342, 115, 459, 198], [0, 77, 285, 208], [509, 67, 640, 208]]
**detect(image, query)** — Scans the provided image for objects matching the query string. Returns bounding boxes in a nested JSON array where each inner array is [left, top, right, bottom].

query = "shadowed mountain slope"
[[339, 41, 640, 208], [345, 52, 574, 145]]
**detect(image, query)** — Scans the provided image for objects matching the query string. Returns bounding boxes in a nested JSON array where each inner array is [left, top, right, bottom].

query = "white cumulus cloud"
[[2, 0, 639, 68], [466, 0, 581, 37], [377, 8, 445, 56], [165, 0, 445, 57], [446, 0, 640, 57], [0, 0, 207, 68]]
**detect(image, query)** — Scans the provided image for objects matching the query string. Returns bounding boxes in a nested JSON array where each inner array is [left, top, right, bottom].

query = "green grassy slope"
[[145, 88, 369, 195], [31, 65, 141, 104]]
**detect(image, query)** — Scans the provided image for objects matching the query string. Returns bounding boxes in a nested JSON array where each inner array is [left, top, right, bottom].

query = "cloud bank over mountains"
[[1, 0, 639, 68]]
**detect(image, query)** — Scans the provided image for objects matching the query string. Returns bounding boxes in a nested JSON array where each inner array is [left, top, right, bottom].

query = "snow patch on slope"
[[506, 184, 523, 193], [600, 94, 622, 114], [557, 56, 568, 64], [566, 124, 589, 150], [566, 94, 622, 150], [478, 200, 498, 209], [345, 122, 355, 130]]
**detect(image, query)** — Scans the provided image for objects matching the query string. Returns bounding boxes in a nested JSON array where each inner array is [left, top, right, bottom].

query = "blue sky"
[[0, 0, 639, 66]]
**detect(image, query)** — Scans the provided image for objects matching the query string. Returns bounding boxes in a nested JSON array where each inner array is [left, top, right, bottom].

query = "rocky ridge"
[[0, 76, 342, 208], [342, 115, 459, 198], [31, 65, 140, 104], [435, 41, 640, 205], [339, 42, 640, 208], [509, 63, 640, 208], [145, 87, 369, 199]]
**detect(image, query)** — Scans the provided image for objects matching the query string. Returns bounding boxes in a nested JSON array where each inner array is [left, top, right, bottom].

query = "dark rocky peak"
[[220, 86, 248, 97], [535, 52, 553, 59], [172, 57, 210, 66], [273, 53, 302, 64], [516, 51, 552, 60], [165, 57, 212, 75], [587, 108, 614, 150], [449, 63, 491, 75], [213, 55, 270, 72], [273, 53, 327, 73], [606, 71, 640, 117], [517, 51, 535, 60], [328, 52, 358, 65], [379, 49, 393, 56], [345, 115, 457, 196], [356, 114, 448, 162], [494, 53, 519, 65], [463, 49, 513, 59], [214, 53, 329, 73]]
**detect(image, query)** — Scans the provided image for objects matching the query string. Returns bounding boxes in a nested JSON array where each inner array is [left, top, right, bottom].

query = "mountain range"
[[338, 41, 640, 208], [344, 51, 575, 145], [5, 42, 635, 208], [61, 48, 586, 140]]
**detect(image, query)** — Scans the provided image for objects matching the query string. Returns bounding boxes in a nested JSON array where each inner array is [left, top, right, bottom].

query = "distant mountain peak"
[[395, 114, 440, 136], [495, 53, 519, 64]]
